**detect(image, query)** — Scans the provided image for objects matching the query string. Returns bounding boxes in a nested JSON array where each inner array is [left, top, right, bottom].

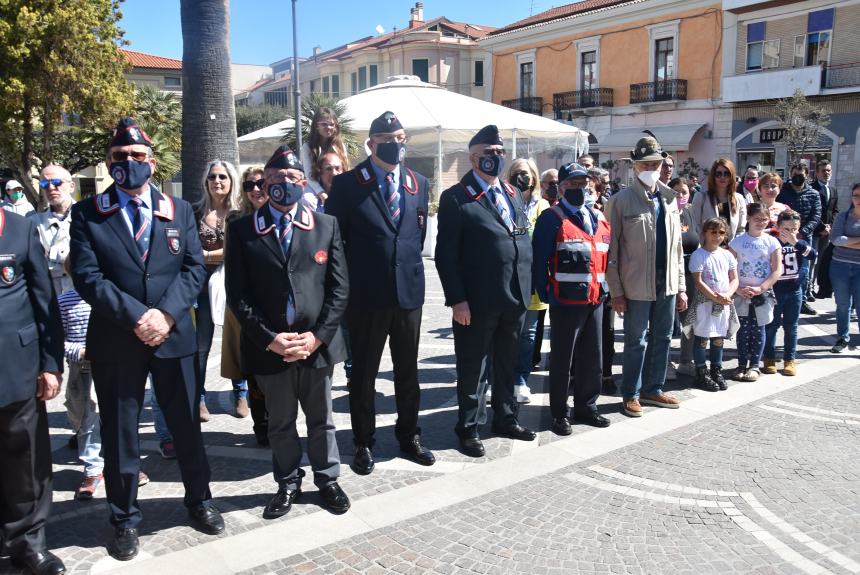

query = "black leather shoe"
[[188, 504, 225, 535], [551, 417, 572, 436], [350, 445, 374, 475], [319, 483, 350, 514], [601, 377, 617, 396], [573, 412, 611, 428], [491, 422, 537, 441], [262, 487, 301, 519], [400, 437, 436, 466], [11, 550, 66, 575], [110, 528, 139, 561], [458, 436, 485, 458]]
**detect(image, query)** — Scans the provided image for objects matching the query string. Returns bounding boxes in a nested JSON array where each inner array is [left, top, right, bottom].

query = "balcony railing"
[[553, 88, 614, 118], [629, 79, 688, 104], [501, 96, 544, 116], [824, 63, 860, 89]]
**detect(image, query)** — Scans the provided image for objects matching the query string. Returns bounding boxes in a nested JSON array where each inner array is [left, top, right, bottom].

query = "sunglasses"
[[111, 151, 149, 162], [714, 170, 731, 178], [207, 173, 229, 181], [39, 178, 67, 189], [242, 180, 263, 192]]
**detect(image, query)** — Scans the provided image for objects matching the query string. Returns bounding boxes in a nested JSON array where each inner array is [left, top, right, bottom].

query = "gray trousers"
[[256, 366, 340, 490]]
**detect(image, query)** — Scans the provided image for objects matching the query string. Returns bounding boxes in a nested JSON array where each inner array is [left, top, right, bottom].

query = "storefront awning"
[[596, 123, 706, 152]]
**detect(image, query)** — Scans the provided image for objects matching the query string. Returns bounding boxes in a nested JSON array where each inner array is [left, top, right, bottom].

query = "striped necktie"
[[280, 213, 293, 257], [384, 172, 401, 224], [579, 208, 594, 236], [127, 196, 151, 262], [489, 186, 514, 231]]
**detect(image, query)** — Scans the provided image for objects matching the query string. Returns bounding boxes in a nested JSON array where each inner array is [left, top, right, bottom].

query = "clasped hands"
[[135, 309, 175, 347], [268, 331, 321, 362]]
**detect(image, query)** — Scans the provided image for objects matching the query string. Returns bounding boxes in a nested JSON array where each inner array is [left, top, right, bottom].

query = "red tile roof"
[[486, 0, 633, 37], [122, 49, 182, 70]]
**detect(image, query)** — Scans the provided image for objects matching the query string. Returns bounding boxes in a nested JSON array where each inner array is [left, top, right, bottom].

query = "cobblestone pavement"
[[3, 263, 857, 574]]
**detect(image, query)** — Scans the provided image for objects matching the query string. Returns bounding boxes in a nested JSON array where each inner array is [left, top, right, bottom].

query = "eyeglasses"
[[207, 174, 229, 181], [242, 180, 263, 192], [482, 148, 506, 157], [39, 178, 68, 189], [714, 170, 731, 178], [111, 151, 149, 162]]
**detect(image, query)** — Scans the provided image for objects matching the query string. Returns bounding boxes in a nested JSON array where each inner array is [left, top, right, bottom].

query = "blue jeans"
[[65, 362, 104, 477], [621, 288, 676, 399], [693, 336, 724, 367], [764, 288, 802, 361], [515, 309, 541, 387], [831, 259, 860, 342]]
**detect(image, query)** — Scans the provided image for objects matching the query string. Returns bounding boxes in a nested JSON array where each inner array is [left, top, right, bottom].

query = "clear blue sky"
[[119, 0, 549, 65]]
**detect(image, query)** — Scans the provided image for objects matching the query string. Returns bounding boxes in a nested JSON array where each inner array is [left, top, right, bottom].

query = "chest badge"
[[314, 250, 328, 264], [0, 257, 16, 285], [165, 228, 181, 255]]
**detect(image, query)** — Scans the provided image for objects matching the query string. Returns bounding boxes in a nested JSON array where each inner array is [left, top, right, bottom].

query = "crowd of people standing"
[[0, 107, 856, 575]]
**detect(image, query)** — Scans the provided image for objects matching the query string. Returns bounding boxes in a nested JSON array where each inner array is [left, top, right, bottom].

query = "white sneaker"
[[676, 361, 696, 377], [665, 362, 678, 381], [484, 386, 492, 402], [515, 384, 531, 404]]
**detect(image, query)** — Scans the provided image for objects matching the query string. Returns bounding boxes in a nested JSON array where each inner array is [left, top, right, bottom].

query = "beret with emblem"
[[264, 144, 305, 172], [469, 124, 503, 149], [630, 136, 668, 162], [109, 116, 152, 148], [369, 111, 403, 136], [558, 162, 588, 182]]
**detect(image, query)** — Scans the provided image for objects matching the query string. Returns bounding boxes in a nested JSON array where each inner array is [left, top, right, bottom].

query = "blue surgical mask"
[[268, 181, 304, 207], [376, 141, 406, 165], [478, 155, 504, 177], [584, 192, 596, 208], [110, 160, 152, 191]]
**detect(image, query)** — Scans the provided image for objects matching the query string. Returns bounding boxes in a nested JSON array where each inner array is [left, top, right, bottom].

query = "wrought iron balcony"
[[824, 63, 860, 89], [629, 79, 688, 104], [553, 88, 614, 118], [501, 96, 544, 115]]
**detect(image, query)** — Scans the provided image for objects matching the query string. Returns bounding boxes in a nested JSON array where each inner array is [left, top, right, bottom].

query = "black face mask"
[[478, 155, 504, 177], [110, 160, 152, 191], [375, 141, 405, 165], [268, 181, 304, 207], [790, 174, 806, 187], [563, 187, 586, 207], [546, 183, 559, 199], [514, 173, 531, 192]]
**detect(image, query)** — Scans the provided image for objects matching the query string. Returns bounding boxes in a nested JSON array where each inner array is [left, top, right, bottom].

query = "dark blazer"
[[225, 203, 348, 375], [69, 184, 206, 362], [434, 170, 533, 315], [0, 210, 64, 407], [811, 179, 838, 232], [326, 157, 429, 310]]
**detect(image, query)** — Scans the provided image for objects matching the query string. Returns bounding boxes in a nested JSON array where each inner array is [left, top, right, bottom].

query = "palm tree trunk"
[[180, 0, 239, 205]]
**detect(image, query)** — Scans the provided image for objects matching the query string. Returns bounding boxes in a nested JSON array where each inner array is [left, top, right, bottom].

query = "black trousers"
[[602, 304, 615, 377], [0, 397, 52, 558], [453, 307, 524, 437], [92, 355, 212, 528], [550, 304, 603, 419], [347, 306, 422, 447], [532, 309, 547, 366]]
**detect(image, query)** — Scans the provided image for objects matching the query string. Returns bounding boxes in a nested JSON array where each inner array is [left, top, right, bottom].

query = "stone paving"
[[2, 263, 857, 574]]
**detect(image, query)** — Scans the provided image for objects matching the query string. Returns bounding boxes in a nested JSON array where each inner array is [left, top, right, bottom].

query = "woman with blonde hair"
[[691, 158, 747, 244], [194, 159, 242, 421], [301, 108, 350, 202], [508, 157, 549, 403]]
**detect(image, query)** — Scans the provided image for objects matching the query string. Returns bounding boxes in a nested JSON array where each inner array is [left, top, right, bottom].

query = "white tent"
[[239, 76, 589, 196]]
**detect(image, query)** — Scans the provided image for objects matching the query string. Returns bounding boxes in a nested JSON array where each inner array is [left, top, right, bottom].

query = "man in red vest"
[[532, 162, 612, 435]]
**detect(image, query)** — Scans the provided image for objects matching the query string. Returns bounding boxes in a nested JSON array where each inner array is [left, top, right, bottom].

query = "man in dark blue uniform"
[[434, 125, 536, 458], [326, 111, 435, 474], [226, 146, 351, 518], [0, 209, 65, 575], [69, 118, 222, 561]]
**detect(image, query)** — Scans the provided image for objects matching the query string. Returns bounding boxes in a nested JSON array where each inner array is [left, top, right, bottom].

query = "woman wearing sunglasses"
[[691, 158, 747, 245], [193, 160, 243, 422]]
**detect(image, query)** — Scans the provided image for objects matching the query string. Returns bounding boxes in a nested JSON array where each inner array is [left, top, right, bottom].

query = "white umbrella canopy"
[[239, 76, 589, 195]]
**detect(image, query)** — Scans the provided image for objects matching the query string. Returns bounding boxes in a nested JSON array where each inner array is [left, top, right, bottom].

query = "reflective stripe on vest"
[[547, 206, 610, 305], [556, 272, 607, 282]]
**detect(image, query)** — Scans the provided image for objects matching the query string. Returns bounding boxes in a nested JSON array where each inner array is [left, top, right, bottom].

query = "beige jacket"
[[605, 177, 686, 301], [690, 189, 747, 243]]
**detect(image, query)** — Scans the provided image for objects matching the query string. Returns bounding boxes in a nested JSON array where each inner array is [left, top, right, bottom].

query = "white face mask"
[[638, 170, 660, 188]]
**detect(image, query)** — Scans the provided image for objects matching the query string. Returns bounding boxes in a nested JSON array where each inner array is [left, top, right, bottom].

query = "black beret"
[[369, 111, 403, 136], [264, 144, 304, 172], [469, 125, 503, 148], [109, 117, 152, 148]]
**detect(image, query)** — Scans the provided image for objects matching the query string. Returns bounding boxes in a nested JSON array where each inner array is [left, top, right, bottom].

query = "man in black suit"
[[326, 111, 435, 474], [810, 159, 837, 297], [69, 118, 222, 561], [434, 125, 537, 458], [0, 210, 65, 575], [226, 145, 351, 518]]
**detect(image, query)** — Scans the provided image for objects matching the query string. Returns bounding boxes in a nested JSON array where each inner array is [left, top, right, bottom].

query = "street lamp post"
[[292, 0, 302, 151]]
